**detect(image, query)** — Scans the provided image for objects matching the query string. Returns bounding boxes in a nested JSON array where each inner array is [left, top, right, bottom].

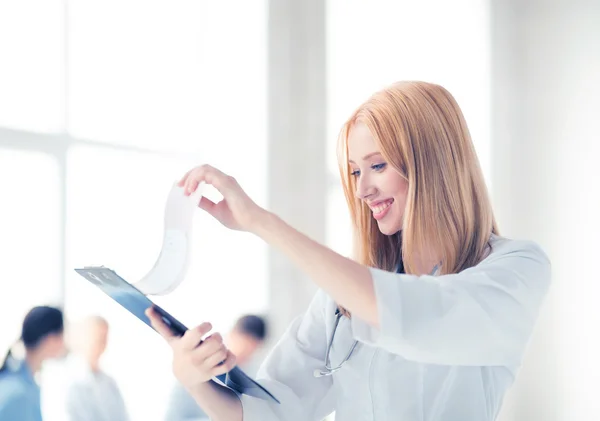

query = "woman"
[[0, 306, 65, 421], [147, 81, 551, 421]]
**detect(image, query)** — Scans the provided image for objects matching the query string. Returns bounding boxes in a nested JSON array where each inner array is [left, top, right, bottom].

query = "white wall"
[[492, 1, 600, 420]]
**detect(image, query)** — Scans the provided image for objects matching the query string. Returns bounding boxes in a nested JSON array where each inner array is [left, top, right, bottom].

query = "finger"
[[188, 165, 236, 196], [180, 322, 212, 351], [210, 350, 237, 376], [203, 345, 229, 368], [198, 196, 217, 214], [183, 168, 200, 195], [200, 164, 230, 182], [190, 333, 223, 359], [206, 169, 238, 193], [178, 168, 193, 187], [146, 307, 177, 343], [185, 177, 200, 196], [183, 166, 207, 195]]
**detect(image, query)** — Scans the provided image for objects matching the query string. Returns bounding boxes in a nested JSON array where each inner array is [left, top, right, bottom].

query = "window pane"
[[0, 1, 65, 133], [326, 0, 491, 186], [65, 145, 268, 420], [68, 1, 267, 154], [0, 149, 61, 355]]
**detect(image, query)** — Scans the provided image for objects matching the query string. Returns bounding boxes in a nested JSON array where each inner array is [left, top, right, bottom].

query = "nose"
[[354, 174, 376, 200]]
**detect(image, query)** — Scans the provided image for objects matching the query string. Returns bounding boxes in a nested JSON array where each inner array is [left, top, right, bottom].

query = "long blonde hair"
[[336, 81, 498, 315]]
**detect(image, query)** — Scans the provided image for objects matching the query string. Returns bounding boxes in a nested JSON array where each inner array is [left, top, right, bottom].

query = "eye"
[[371, 163, 387, 171], [350, 169, 360, 177]]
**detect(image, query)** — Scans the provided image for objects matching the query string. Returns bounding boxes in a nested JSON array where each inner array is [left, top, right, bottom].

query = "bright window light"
[[0, 1, 65, 132], [0, 148, 61, 355], [68, 1, 267, 154]]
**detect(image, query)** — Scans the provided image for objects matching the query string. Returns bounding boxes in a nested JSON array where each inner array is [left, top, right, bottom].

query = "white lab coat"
[[237, 234, 551, 421]]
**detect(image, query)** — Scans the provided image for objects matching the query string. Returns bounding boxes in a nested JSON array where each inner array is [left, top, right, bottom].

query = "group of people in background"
[[0, 306, 267, 421]]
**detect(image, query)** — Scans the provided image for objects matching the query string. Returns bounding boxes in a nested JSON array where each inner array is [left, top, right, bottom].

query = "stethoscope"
[[313, 262, 441, 378], [313, 308, 358, 377]]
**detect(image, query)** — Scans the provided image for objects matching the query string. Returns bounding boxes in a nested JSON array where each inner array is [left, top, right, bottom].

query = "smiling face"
[[347, 122, 408, 236]]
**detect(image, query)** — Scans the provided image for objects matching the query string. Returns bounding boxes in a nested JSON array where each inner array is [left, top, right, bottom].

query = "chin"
[[376, 221, 401, 236]]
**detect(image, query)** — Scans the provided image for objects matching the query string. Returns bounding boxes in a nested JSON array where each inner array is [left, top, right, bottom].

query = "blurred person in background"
[[0, 305, 65, 421], [43, 315, 130, 421], [164, 314, 267, 421], [148, 81, 551, 421]]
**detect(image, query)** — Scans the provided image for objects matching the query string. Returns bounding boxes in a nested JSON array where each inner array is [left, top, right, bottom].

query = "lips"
[[371, 199, 393, 213], [370, 199, 394, 220]]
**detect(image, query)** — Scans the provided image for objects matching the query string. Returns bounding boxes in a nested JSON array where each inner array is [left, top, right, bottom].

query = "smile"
[[370, 199, 394, 220]]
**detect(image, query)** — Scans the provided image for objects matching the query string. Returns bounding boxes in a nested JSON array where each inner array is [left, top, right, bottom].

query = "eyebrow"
[[348, 152, 382, 164]]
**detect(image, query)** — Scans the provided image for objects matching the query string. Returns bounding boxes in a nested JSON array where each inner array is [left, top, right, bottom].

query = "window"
[[67, 1, 268, 154], [0, 149, 61, 354], [0, 1, 65, 132], [0, 2, 268, 420]]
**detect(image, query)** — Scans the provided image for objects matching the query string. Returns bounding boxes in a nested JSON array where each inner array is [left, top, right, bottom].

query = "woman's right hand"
[[145, 307, 237, 390]]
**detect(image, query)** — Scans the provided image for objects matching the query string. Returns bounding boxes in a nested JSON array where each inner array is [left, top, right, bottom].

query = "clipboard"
[[74, 266, 280, 404]]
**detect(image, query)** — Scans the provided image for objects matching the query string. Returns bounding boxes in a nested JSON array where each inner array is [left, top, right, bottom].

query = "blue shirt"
[[0, 358, 42, 421]]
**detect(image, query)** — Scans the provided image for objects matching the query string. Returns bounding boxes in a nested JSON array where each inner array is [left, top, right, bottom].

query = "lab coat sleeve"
[[234, 290, 335, 421], [350, 239, 551, 366]]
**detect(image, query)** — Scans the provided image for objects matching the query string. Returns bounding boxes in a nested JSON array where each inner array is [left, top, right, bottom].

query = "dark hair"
[[0, 306, 64, 373], [233, 315, 267, 341]]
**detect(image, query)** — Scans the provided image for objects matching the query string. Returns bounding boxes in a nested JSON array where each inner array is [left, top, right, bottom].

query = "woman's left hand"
[[179, 164, 268, 233]]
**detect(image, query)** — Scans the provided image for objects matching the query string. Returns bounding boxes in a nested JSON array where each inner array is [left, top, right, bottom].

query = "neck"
[[88, 359, 100, 373], [25, 350, 44, 374]]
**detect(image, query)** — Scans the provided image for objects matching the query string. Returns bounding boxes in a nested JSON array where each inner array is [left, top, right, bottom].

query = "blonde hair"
[[337, 81, 498, 315]]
